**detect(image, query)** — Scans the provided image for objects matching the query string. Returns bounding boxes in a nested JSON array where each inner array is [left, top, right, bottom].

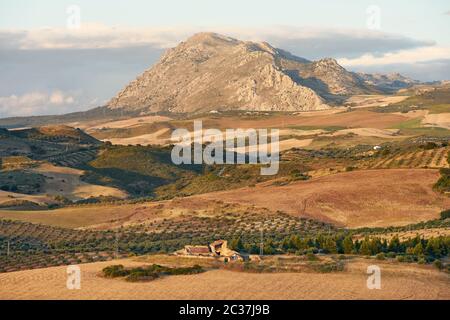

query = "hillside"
[[0, 125, 100, 159]]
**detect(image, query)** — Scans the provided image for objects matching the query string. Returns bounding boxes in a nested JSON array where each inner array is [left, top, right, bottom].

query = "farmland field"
[[0, 256, 448, 300]]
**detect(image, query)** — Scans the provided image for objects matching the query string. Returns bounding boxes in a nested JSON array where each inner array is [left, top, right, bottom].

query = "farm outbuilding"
[[177, 240, 243, 261]]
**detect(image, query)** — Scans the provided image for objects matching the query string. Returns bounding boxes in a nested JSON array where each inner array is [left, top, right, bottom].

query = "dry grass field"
[[1, 169, 447, 229], [0, 256, 448, 300], [79, 108, 415, 147], [197, 169, 450, 228], [0, 203, 144, 228], [32, 163, 127, 201]]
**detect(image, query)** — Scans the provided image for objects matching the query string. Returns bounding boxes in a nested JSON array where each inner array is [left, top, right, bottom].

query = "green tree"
[[230, 237, 244, 251], [342, 236, 354, 254], [413, 242, 424, 256], [388, 235, 401, 252], [359, 237, 371, 255]]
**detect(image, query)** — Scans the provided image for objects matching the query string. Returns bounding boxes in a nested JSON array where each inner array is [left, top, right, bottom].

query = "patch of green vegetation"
[[391, 118, 422, 130], [81, 145, 202, 196], [102, 264, 204, 282], [0, 170, 44, 194], [440, 209, 450, 220], [0, 200, 45, 210], [435, 168, 450, 193], [428, 104, 450, 114], [288, 125, 346, 132], [91, 122, 172, 140], [391, 118, 450, 137], [310, 261, 345, 273], [371, 104, 424, 114], [375, 86, 450, 114], [434, 151, 450, 193]]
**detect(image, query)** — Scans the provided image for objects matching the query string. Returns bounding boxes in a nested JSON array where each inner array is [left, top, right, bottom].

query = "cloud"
[[0, 24, 189, 50], [0, 24, 447, 118], [338, 46, 450, 66], [0, 24, 434, 60], [218, 26, 434, 59], [0, 90, 77, 118]]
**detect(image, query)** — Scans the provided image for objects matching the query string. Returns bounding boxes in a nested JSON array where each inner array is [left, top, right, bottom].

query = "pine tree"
[[413, 242, 424, 256], [388, 235, 401, 252], [342, 236, 354, 254], [360, 237, 371, 255]]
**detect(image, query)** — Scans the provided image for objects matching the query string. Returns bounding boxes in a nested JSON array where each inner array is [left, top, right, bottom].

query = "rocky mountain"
[[108, 33, 378, 114], [292, 58, 375, 97], [357, 72, 420, 93]]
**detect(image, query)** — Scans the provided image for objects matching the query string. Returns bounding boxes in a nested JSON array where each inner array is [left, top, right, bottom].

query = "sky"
[[0, 0, 449, 117]]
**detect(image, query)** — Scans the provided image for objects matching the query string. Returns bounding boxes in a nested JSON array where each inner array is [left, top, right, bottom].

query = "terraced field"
[[44, 148, 99, 168], [364, 147, 450, 169]]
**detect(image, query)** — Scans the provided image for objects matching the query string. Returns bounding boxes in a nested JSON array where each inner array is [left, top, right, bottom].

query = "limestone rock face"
[[293, 58, 374, 96], [108, 33, 373, 113], [108, 33, 331, 113]]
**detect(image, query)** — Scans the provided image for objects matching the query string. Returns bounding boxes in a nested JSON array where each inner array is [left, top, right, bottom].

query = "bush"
[[435, 168, 450, 192], [102, 265, 127, 278], [422, 142, 438, 150], [433, 260, 443, 270], [376, 253, 385, 260], [386, 252, 397, 259], [102, 264, 204, 282], [126, 271, 159, 282], [312, 262, 344, 273], [440, 209, 450, 220], [306, 253, 319, 261]]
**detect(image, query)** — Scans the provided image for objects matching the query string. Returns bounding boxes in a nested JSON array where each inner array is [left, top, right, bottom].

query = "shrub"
[[312, 262, 344, 273], [102, 264, 204, 282], [102, 265, 127, 278], [126, 271, 159, 282], [386, 252, 397, 259], [433, 260, 443, 270], [440, 209, 450, 220], [306, 253, 319, 261], [376, 253, 385, 260]]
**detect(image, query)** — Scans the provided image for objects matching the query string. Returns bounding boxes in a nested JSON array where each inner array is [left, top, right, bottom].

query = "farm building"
[[184, 245, 211, 256], [177, 240, 243, 261]]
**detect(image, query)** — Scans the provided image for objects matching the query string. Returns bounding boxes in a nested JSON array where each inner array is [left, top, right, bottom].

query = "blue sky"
[[0, 0, 449, 117]]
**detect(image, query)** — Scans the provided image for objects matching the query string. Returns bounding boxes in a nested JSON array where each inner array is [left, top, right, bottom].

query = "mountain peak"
[[184, 32, 239, 46], [107, 33, 379, 113]]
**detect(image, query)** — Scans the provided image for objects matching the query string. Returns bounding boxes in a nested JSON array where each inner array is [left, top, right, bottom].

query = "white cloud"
[[1, 24, 190, 50], [338, 46, 450, 66], [0, 23, 433, 56], [0, 90, 76, 118]]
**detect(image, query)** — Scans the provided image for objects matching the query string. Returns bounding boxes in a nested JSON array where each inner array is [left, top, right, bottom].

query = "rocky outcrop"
[[357, 72, 420, 92], [108, 33, 329, 113]]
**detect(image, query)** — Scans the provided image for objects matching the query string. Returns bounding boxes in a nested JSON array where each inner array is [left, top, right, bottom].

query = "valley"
[[0, 32, 449, 300]]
